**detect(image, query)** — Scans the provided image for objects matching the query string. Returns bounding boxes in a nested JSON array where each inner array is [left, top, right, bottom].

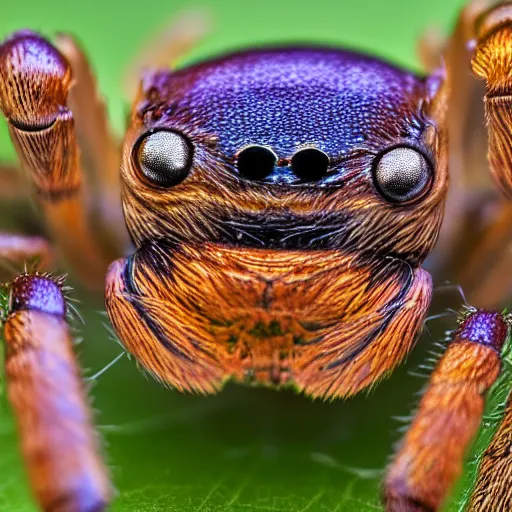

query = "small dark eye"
[[136, 130, 193, 187], [291, 148, 329, 181], [373, 147, 432, 203], [236, 145, 277, 181]]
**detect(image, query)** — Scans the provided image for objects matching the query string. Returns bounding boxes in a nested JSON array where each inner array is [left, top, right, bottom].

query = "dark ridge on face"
[[218, 211, 352, 249]]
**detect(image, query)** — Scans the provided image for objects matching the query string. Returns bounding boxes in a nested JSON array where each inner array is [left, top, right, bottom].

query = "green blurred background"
[[0, 1, 471, 511]]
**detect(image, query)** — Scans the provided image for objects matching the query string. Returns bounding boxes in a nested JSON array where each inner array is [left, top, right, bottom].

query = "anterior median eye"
[[291, 148, 329, 181], [135, 130, 193, 187], [236, 145, 277, 181], [372, 146, 433, 203]]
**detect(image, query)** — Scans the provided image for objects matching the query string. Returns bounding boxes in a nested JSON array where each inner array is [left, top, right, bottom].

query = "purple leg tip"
[[455, 309, 509, 352], [10, 274, 66, 318]]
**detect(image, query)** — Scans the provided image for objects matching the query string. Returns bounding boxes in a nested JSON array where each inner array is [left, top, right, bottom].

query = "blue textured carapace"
[[143, 47, 428, 173]]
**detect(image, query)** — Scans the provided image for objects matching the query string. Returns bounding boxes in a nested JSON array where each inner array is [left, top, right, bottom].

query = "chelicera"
[[1, 2, 512, 511]]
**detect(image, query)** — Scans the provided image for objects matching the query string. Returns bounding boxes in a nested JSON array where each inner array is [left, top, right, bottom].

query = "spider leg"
[[426, 0, 492, 274], [0, 232, 53, 277], [468, 385, 512, 509], [2, 272, 112, 511], [0, 32, 121, 289], [0, 163, 28, 201], [383, 308, 509, 512], [426, 1, 512, 307], [53, 35, 128, 254], [471, 2, 512, 196], [417, 26, 445, 73], [0, 238, 112, 508], [122, 7, 212, 98]]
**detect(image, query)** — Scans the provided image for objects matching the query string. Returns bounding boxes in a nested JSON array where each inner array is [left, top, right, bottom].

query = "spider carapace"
[[2, 2, 512, 511]]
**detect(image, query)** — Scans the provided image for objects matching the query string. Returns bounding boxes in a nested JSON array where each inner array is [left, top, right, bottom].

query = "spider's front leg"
[[383, 309, 509, 512], [0, 32, 122, 288], [451, 1, 512, 305], [2, 272, 112, 512], [471, 2, 512, 196], [0, 232, 53, 277], [0, 236, 111, 511]]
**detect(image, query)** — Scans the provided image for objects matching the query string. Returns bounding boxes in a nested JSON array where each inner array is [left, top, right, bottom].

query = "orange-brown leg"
[[0, 164, 50, 243], [425, 0, 492, 274], [53, 35, 128, 253], [0, 12, 212, 289], [0, 237, 111, 511], [0, 163, 27, 201], [417, 27, 445, 74], [383, 308, 509, 512], [458, 2, 512, 307], [468, 391, 512, 510], [2, 272, 112, 511], [122, 7, 212, 98], [440, 1, 512, 307], [0, 32, 120, 289], [0, 232, 53, 276]]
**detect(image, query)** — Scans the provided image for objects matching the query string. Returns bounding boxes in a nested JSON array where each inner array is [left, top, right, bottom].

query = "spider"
[[1, 1, 512, 510]]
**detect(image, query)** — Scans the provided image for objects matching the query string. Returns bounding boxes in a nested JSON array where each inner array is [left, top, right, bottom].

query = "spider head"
[[121, 48, 448, 265]]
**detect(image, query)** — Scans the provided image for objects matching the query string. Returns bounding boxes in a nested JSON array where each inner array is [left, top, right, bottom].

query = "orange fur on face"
[[107, 242, 431, 398]]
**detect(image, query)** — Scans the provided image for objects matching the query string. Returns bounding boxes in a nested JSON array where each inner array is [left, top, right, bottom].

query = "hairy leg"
[[122, 7, 212, 98], [2, 273, 111, 511], [54, 35, 128, 253], [469, 389, 512, 509], [425, 0, 492, 274], [383, 308, 509, 512], [0, 163, 27, 201], [0, 236, 111, 510], [440, 1, 512, 307], [0, 232, 53, 277], [0, 32, 120, 289]]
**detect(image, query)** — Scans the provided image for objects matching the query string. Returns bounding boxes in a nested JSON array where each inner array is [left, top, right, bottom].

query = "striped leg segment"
[[54, 35, 127, 253], [383, 309, 509, 512], [455, 2, 512, 306], [471, 2, 512, 197], [0, 32, 117, 289], [2, 273, 111, 512], [469, 366, 512, 508]]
